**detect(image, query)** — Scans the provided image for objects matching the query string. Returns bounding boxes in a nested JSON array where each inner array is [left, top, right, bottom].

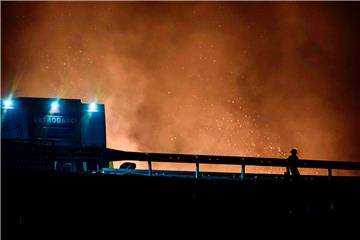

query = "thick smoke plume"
[[2, 2, 360, 173]]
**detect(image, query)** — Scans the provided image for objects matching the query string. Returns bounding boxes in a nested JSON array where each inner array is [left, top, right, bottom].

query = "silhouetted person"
[[286, 148, 300, 176]]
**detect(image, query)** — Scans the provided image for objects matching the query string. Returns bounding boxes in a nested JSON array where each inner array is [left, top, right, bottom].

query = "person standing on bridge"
[[286, 148, 300, 176]]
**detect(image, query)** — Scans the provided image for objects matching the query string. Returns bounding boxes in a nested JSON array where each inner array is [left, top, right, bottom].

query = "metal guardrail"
[[2, 139, 360, 179], [104, 149, 360, 179]]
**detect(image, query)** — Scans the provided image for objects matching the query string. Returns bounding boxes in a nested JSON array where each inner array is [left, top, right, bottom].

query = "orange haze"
[[2, 2, 360, 174]]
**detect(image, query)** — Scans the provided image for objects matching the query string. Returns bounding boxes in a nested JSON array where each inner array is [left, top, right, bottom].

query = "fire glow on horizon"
[[2, 2, 360, 174]]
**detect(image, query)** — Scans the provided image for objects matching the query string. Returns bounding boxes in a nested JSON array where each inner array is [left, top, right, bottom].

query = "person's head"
[[290, 148, 298, 155]]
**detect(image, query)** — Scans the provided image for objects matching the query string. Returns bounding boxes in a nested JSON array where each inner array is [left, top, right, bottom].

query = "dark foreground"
[[3, 169, 360, 229]]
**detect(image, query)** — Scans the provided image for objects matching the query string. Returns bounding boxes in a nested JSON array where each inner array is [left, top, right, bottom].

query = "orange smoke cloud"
[[2, 2, 360, 173]]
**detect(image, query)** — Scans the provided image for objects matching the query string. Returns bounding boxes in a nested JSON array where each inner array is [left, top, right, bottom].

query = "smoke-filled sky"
[[2, 2, 360, 169]]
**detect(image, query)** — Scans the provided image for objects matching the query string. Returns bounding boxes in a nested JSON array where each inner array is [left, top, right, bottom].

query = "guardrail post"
[[96, 159, 100, 173], [82, 161, 87, 172], [148, 160, 153, 176], [96, 150, 102, 173], [195, 162, 200, 179], [328, 168, 332, 181], [51, 140, 57, 171], [241, 158, 245, 180]]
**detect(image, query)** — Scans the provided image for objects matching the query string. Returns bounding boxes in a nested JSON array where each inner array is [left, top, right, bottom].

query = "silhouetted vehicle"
[[120, 162, 136, 169]]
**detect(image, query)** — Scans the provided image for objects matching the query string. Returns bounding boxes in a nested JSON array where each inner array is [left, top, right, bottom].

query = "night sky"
[[2, 2, 360, 173]]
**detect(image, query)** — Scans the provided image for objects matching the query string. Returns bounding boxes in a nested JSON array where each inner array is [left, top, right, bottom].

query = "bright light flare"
[[88, 102, 97, 112], [3, 98, 13, 109], [50, 101, 60, 113]]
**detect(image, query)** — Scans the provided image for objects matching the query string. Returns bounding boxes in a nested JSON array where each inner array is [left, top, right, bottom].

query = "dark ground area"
[[2, 169, 360, 232]]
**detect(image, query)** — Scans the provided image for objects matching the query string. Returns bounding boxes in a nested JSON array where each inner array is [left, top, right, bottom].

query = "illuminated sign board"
[[31, 114, 81, 142], [1, 97, 104, 147], [33, 115, 78, 126]]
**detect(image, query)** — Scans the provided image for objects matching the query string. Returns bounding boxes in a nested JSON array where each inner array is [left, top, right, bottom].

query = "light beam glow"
[[50, 101, 60, 113], [88, 102, 97, 112], [3, 98, 13, 109]]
